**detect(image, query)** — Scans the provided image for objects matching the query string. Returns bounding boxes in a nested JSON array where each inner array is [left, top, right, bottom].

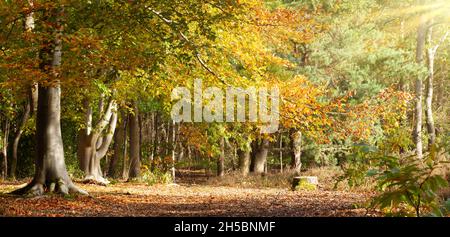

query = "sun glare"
[[364, 0, 450, 36]]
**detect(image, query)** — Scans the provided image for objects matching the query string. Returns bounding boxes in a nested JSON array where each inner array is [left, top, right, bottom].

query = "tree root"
[[83, 175, 110, 186], [68, 184, 89, 196], [10, 180, 88, 197], [10, 183, 44, 196]]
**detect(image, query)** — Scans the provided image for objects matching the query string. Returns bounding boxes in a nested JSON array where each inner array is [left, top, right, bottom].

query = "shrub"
[[338, 143, 449, 217], [67, 162, 84, 180], [141, 165, 173, 186], [335, 144, 378, 189], [367, 147, 449, 217]]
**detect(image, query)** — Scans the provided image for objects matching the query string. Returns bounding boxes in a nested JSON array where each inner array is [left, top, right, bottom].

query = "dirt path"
[[0, 179, 377, 217]]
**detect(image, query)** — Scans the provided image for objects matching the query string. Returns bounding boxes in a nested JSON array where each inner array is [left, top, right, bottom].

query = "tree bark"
[[251, 139, 269, 174], [279, 133, 283, 173], [108, 112, 125, 178], [171, 121, 176, 182], [187, 145, 192, 169], [165, 121, 170, 156], [77, 99, 92, 174], [290, 129, 302, 174], [227, 140, 236, 171], [425, 28, 448, 149], [152, 112, 159, 166], [121, 114, 129, 180], [1, 119, 10, 180], [413, 7, 427, 160], [149, 112, 155, 163], [238, 147, 251, 176], [128, 102, 140, 179], [435, 66, 445, 138], [138, 113, 143, 166], [425, 28, 436, 149], [217, 137, 225, 177], [10, 98, 31, 179]]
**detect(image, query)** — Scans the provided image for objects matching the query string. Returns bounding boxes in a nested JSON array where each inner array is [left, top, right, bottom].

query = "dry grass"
[[301, 166, 343, 190], [204, 166, 375, 192], [302, 166, 377, 192], [205, 171, 293, 189]]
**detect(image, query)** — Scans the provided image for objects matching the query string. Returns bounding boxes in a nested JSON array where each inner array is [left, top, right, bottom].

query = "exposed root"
[[10, 183, 44, 196], [83, 175, 110, 186], [56, 179, 69, 195], [68, 184, 89, 196], [10, 180, 88, 197]]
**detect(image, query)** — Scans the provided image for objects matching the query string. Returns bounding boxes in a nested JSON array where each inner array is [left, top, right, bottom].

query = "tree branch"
[[96, 111, 117, 159], [94, 98, 117, 134]]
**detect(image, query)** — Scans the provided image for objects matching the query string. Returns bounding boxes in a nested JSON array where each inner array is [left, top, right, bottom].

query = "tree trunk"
[[151, 112, 160, 170], [78, 98, 117, 185], [279, 133, 283, 173], [413, 7, 427, 160], [435, 69, 445, 138], [425, 34, 436, 149], [217, 137, 225, 177], [290, 129, 302, 174], [108, 112, 125, 179], [435, 62, 444, 111], [77, 99, 92, 174], [10, 99, 31, 179], [138, 113, 143, 166], [148, 112, 155, 162], [228, 140, 236, 171], [121, 114, 129, 180], [10, 0, 36, 180], [128, 102, 140, 179], [178, 142, 185, 161], [425, 28, 448, 149], [251, 139, 269, 174], [1, 119, 10, 180], [171, 121, 176, 182], [17, 86, 85, 195], [187, 145, 192, 169], [165, 121, 170, 156], [238, 148, 251, 176], [12, 6, 86, 196]]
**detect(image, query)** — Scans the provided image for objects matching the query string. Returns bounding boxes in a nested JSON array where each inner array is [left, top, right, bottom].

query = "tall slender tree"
[[413, 0, 427, 160]]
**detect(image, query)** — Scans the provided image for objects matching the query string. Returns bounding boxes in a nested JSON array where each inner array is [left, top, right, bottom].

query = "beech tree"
[[77, 97, 117, 184], [12, 5, 87, 195]]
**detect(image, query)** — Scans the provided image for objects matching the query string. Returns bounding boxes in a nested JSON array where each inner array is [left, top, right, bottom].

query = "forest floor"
[[0, 170, 380, 217]]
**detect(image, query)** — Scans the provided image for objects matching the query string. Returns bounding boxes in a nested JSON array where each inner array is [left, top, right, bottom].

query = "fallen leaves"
[[0, 179, 378, 217]]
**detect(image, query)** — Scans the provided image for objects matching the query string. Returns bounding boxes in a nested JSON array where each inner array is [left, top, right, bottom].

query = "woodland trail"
[[0, 170, 378, 217]]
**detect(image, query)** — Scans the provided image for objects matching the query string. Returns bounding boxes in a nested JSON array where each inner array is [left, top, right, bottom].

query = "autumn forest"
[[0, 0, 449, 219]]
